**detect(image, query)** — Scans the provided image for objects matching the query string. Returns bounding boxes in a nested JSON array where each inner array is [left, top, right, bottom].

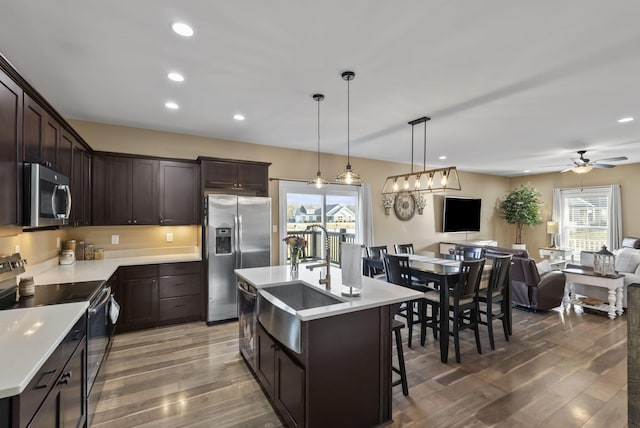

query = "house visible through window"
[[279, 182, 360, 265], [557, 187, 615, 253]]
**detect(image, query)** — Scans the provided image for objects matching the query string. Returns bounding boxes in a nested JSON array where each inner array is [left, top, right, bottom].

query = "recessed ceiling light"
[[233, 114, 245, 121], [523, 169, 531, 173], [168, 72, 184, 82], [165, 101, 179, 110], [438, 155, 447, 160], [617, 117, 634, 123], [172, 22, 194, 37]]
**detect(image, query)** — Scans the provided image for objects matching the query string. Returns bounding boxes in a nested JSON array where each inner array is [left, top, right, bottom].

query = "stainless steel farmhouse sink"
[[258, 281, 345, 353]]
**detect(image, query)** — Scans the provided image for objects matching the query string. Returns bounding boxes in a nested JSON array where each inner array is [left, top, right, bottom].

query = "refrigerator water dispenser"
[[215, 228, 232, 255]]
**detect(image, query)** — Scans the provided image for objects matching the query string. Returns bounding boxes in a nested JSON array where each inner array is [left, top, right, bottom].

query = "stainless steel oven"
[[237, 279, 257, 371]]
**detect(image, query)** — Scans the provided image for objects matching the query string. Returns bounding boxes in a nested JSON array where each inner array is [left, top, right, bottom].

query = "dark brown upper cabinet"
[[159, 160, 200, 225], [70, 139, 91, 227], [200, 158, 270, 197], [22, 94, 45, 164], [94, 155, 159, 225], [0, 68, 22, 226]]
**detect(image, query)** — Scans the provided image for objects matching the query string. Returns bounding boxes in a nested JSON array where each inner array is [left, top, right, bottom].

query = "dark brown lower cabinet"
[[253, 305, 391, 428], [30, 336, 87, 428], [117, 261, 202, 333], [0, 315, 87, 428], [256, 323, 305, 428]]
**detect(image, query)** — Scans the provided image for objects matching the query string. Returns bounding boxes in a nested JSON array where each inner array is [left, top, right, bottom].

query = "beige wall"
[[8, 119, 636, 266], [510, 163, 640, 256], [69, 120, 512, 261]]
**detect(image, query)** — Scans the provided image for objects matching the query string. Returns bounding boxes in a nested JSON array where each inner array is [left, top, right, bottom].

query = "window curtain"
[[358, 183, 374, 247], [552, 188, 562, 244], [609, 184, 622, 250]]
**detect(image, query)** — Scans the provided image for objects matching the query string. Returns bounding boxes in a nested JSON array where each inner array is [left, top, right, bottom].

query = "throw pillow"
[[536, 259, 552, 276], [615, 248, 640, 273]]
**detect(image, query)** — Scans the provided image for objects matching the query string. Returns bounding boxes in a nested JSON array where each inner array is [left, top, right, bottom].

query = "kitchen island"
[[235, 265, 423, 428]]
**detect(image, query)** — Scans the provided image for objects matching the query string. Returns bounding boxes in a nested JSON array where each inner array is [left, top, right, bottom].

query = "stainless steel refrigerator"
[[206, 194, 271, 323]]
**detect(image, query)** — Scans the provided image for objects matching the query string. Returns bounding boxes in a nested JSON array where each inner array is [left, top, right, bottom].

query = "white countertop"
[[0, 252, 202, 399], [235, 264, 424, 321], [30, 253, 201, 285], [0, 302, 88, 398]]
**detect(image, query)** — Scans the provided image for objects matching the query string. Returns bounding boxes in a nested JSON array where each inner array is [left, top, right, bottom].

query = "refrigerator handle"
[[237, 214, 243, 267], [234, 214, 240, 267], [203, 196, 208, 260]]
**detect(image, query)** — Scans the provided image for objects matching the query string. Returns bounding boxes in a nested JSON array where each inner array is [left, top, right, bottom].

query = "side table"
[[562, 267, 625, 319]]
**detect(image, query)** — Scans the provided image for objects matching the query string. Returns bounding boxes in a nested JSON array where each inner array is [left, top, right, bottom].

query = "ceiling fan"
[[561, 150, 628, 173]]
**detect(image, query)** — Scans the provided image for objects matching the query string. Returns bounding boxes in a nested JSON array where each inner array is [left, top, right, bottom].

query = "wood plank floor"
[[92, 306, 628, 427]]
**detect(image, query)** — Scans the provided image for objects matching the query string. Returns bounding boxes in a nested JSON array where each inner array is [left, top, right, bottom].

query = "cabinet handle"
[[160, 219, 164, 224], [35, 369, 57, 389], [133, 219, 137, 224], [174, 304, 186, 308], [175, 283, 184, 286], [128, 219, 132, 224]]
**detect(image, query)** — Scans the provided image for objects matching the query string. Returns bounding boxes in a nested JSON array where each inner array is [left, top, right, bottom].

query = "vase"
[[290, 246, 299, 272]]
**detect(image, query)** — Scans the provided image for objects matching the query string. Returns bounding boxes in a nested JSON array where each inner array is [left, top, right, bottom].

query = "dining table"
[[363, 252, 504, 364]]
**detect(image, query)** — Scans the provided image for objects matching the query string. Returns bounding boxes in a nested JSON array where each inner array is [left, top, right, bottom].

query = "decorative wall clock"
[[394, 193, 416, 221]]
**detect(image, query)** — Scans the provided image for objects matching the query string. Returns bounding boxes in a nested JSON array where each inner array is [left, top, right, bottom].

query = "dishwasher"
[[237, 279, 257, 371]]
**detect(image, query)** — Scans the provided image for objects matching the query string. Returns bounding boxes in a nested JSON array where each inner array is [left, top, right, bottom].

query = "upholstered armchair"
[[510, 256, 566, 311]]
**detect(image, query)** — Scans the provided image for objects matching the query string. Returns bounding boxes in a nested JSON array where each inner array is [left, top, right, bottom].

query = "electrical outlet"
[[272, 225, 278, 233], [111, 235, 119, 245], [166, 232, 173, 243], [56, 237, 60, 249], [14, 245, 20, 254]]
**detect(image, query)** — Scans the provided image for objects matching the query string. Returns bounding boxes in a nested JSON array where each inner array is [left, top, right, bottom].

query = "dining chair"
[[478, 254, 512, 350], [383, 253, 437, 348], [450, 244, 486, 260], [366, 245, 388, 277], [424, 257, 485, 363], [394, 243, 414, 255]]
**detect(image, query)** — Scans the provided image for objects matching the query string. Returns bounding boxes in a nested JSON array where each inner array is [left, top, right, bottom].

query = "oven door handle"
[[90, 287, 111, 314]]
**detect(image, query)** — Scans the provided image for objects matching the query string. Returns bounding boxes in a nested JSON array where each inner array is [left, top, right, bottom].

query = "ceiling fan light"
[[572, 165, 593, 174]]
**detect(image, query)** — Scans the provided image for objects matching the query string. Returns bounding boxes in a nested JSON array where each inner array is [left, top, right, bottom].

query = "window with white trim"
[[559, 188, 610, 252]]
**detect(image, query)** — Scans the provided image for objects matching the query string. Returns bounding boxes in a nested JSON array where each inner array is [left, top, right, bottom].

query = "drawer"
[[19, 343, 64, 427], [159, 273, 201, 298], [60, 314, 87, 367], [158, 295, 201, 321], [159, 261, 201, 276], [121, 264, 158, 280]]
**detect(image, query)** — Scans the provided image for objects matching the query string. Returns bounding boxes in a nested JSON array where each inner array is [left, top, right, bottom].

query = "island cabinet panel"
[[117, 262, 202, 333], [159, 160, 200, 225], [253, 306, 390, 428], [200, 158, 270, 197], [0, 67, 22, 226]]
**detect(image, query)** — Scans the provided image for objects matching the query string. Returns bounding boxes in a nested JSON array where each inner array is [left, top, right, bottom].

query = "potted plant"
[[498, 184, 542, 248]]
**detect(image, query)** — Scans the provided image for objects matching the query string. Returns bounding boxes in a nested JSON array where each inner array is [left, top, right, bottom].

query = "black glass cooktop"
[[0, 280, 105, 310]]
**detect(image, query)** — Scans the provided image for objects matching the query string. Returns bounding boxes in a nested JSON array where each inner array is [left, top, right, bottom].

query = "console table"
[[539, 247, 573, 269], [562, 267, 625, 319]]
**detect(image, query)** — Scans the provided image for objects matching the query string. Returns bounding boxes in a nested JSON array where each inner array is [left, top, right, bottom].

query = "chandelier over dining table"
[[381, 116, 461, 196]]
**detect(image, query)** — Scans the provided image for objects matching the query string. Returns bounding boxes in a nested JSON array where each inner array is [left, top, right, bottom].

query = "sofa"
[[483, 246, 567, 310], [570, 237, 640, 307]]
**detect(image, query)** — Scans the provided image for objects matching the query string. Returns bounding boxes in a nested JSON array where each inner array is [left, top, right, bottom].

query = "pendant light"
[[309, 93, 328, 189], [336, 71, 363, 184]]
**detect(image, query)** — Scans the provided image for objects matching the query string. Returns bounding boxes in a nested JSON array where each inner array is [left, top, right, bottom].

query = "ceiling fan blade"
[[591, 163, 616, 169], [560, 167, 574, 173], [595, 156, 628, 162]]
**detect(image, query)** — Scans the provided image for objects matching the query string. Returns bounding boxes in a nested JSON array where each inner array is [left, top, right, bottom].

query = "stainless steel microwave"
[[23, 163, 71, 228]]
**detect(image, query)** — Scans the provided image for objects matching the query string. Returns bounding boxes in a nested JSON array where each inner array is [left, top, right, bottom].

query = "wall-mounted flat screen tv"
[[442, 196, 481, 233]]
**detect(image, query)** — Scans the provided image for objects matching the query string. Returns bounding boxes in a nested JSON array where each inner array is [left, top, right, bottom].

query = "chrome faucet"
[[305, 224, 331, 289]]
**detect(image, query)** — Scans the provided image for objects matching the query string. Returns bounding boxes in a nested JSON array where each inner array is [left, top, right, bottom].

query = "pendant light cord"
[[411, 123, 415, 174], [347, 77, 351, 166], [423, 120, 427, 170], [317, 97, 321, 172]]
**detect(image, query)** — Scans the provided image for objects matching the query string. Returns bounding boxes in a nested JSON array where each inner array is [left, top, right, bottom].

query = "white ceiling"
[[1, 0, 639, 176]]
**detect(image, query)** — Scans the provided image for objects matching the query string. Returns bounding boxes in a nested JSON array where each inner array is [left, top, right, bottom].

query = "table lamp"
[[546, 221, 559, 248]]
